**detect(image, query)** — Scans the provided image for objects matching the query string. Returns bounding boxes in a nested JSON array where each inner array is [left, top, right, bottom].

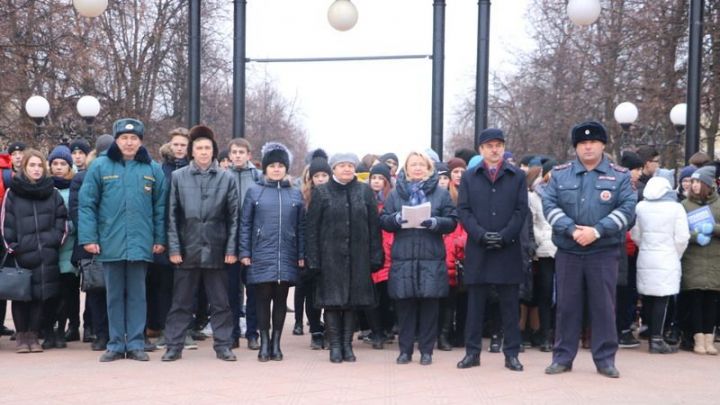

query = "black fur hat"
[[261, 142, 292, 173], [187, 125, 219, 160]]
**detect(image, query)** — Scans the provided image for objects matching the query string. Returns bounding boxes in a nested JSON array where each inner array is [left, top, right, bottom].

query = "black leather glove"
[[482, 232, 503, 250]]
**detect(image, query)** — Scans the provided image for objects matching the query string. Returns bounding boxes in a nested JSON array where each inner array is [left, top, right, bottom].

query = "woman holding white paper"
[[379, 151, 457, 366]]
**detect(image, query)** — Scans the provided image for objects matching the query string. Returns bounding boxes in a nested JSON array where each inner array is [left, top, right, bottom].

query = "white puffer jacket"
[[529, 189, 556, 258], [630, 177, 690, 296]]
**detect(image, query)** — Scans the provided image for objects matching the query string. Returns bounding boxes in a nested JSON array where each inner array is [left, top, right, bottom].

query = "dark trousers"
[[454, 289, 467, 345], [294, 276, 324, 334], [240, 267, 258, 339], [86, 289, 108, 340], [0, 300, 6, 328], [58, 273, 80, 331], [439, 286, 458, 335], [465, 284, 521, 357], [365, 281, 393, 337], [396, 298, 439, 355], [643, 295, 670, 337], [554, 249, 619, 368], [687, 290, 719, 334], [255, 282, 290, 331], [227, 263, 242, 340], [164, 268, 233, 351], [616, 254, 638, 333], [536, 258, 555, 337], [11, 299, 44, 333], [146, 262, 174, 331]]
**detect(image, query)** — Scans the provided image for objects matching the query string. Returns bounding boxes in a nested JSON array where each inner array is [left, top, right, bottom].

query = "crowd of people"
[[0, 117, 718, 379]]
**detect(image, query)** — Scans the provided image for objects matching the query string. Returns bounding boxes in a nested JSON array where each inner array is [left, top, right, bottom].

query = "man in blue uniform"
[[542, 121, 637, 378]]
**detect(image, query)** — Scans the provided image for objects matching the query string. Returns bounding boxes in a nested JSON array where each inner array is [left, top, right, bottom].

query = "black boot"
[[271, 329, 283, 361], [64, 326, 80, 342], [258, 330, 270, 362], [310, 332, 325, 350], [342, 310, 356, 362], [438, 327, 453, 351], [54, 328, 67, 349], [325, 311, 343, 363], [41, 329, 56, 350]]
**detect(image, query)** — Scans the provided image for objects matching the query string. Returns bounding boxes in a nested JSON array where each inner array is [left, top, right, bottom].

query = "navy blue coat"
[[240, 179, 305, 285], [457, 161, 528, 285], [379, 171, 457, 299]]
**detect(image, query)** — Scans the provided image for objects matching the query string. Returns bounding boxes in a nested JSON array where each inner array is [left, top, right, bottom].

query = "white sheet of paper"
[[401, 202, 432, 229]]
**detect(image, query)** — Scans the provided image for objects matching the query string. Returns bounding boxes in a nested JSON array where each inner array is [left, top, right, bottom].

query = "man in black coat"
[[456, 128, 528, 371]]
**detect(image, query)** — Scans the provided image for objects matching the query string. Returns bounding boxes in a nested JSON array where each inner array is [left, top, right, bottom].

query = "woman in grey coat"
[[240, 142, 305, 362]]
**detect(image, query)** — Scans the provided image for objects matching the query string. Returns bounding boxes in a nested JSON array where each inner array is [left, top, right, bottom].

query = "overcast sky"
[[241, 0, 534, 161]]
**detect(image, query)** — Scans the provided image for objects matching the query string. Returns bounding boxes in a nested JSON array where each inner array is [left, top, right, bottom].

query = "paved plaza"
[[2, 309, 718, 405]]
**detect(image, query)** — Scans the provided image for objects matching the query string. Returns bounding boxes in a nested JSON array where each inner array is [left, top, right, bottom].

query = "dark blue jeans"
[[240, 265, 258, 340]]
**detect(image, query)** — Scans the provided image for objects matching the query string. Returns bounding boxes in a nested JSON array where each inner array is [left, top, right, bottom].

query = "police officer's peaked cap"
[[571, 121, 607, 147], [112, 118, 145, 140]]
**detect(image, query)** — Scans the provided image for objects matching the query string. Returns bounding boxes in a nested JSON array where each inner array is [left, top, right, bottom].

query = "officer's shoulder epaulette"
[[609, 163, 628, 173], [553, 162, 572, 171]]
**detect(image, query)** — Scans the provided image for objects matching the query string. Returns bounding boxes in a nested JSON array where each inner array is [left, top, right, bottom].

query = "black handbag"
[[80, 256, 105, 292], [0, 252, 32, 301]]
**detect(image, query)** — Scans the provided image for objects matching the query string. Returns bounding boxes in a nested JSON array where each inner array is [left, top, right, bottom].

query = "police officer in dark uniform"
[[542, 121, 637, 378]]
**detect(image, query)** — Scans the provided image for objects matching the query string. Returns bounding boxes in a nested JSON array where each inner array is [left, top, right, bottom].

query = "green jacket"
[[78, 143, 167, 263], [681, 192, 720, 291], [57, 186, 77, 274]]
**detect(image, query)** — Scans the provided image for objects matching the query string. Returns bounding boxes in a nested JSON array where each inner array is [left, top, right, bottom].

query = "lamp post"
[[685, 0, 703, 162], [76, 95, 101, 139], [613, 101, 638, 150], [24, 96, 50, 138], [567, 0, 601, 26], [669, 103, 687, 145], [189, 0, 201, 127]]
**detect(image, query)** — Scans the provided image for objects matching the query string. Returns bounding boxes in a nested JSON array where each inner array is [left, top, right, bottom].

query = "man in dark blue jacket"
[[542, 121, 637, 378], [456, 128, 528, 372]]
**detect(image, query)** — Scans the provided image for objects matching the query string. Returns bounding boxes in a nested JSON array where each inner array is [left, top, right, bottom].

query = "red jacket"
[[625, 231, 637, 257], [0, 154, 13, 203], [443, 223, 467, 287], [372, 229, 394, 284]]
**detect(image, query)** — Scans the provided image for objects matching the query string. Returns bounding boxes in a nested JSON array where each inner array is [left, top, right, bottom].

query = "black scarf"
[[53, 176, 72, 190], [9, 175, 55, 200]]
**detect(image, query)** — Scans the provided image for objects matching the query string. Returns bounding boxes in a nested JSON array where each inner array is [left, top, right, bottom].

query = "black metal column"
[[431, 0, 445, 158], [474, 0, 490, 151], [233, 0, 247, 138], [685, 0, 703, 162], [188, 0, 201, 127]]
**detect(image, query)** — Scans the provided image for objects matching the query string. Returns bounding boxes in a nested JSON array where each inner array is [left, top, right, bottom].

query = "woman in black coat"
[[305, 153, 383, 363], [240, 142, 304, 362], [380, 152, 457, 366], [1, 149, 67, 353]]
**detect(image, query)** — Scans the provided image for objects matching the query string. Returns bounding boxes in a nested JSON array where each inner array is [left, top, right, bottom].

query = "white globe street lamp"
[[669, 103, 687, 129], [73, 0, 108, 18], [25, 95, 50, 137], [327, 0, 358, 32], [614, 102, 639, 129], [567, 0, 601, 26], [77, 95, 101, 138]]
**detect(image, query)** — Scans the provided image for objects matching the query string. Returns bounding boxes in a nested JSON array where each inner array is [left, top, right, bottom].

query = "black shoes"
[[91, 337, 108, 351], [0, 325, 15, 336], [456, 354, 480, 369], [649, 337, 678, 354], [144, 337, 157, 352], [396, 352, 412, 364], [545, 363, 572, 374], [54, 330, 68, 349], [489, 334, 502, 353], [216, 348, 237, 361], [247, 336, 260, 350], [292, 322, 304, 336], [437, 333, 453, 351], [127, 349, 150, 361], [162, 348, 183, 362], [99, 350, 125, 362], [539, 339, 553, 352], [596, 365, 620, 378], [618, 330, 640, 348], [310, 333, 325, 350], [64, 327, 80, 342], [504, 356, 524, 371], [82, 327, 95, 343], [232, 338, 240, 349], [419, 353, 432, 365]]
